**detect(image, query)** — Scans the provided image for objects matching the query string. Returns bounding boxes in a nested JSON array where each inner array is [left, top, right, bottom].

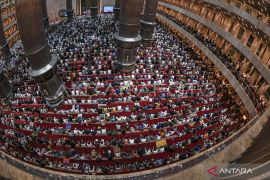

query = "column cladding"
[[15, 0, 66, 107]]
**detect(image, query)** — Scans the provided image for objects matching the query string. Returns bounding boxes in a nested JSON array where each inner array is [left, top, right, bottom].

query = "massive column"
[[66, 0, 73, 21], [0, 11, 11, 58], [41, 0, 49, 29], [141, 0, 146, 18], [76, 0, 82, 16], [114, 0, 121, 21], [90, 0, 99, 18], [114, 0, 144, 71], [140, 0, 159, 45], [0, 7, 12, 99], [15, 0, 66, 107], [0, 70, 12, 99]]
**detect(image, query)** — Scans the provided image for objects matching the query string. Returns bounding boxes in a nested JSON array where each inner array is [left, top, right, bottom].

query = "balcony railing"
[[158, 10, 265, 114]]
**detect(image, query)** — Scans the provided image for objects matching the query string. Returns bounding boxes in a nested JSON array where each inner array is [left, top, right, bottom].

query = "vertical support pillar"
[[0, 11, 11, 58], [66, 0, 73, 21], [114, 0, 144, 71], [114, 0, 121, 21], [140, 0, 159, 45], [76, 0, 81, 16], [0, 70, 12, 99], [41, 0, 49, 29], [90, 0, 99, 18], [0, 6, 12, 99], [86, 0, 91, 12], [141, 0, 146, 18], [16, 0, 66, 107]]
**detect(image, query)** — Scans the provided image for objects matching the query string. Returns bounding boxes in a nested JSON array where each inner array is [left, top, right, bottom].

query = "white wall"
[[100, 0, 115, 13], [46, 0, 116, 22], [46, 0, 66, 22], [46, 0, 79, 22], [101, 0, 115, 7]]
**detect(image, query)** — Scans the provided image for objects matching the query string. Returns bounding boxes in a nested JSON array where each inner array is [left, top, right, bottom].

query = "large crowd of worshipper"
[[158, 11, 268, 112], [0, 15, 250, 175], [0, 41, 24, 72]]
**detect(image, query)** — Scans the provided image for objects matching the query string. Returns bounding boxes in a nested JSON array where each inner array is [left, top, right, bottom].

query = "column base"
[[44, 81, 66, 107], [0, 71, 12, 99], [114, 33, 141, 71], [1, 43, 12, 59], [43, 17, 49, 28], [28, 55, 66, 107], [142, 39, 154, 47], [114, 7, 120, 21], [140, 20, 156, 44], [66, 10, 74, 21], [90, 7, 99, 17], [115, 61, 136, 72]]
